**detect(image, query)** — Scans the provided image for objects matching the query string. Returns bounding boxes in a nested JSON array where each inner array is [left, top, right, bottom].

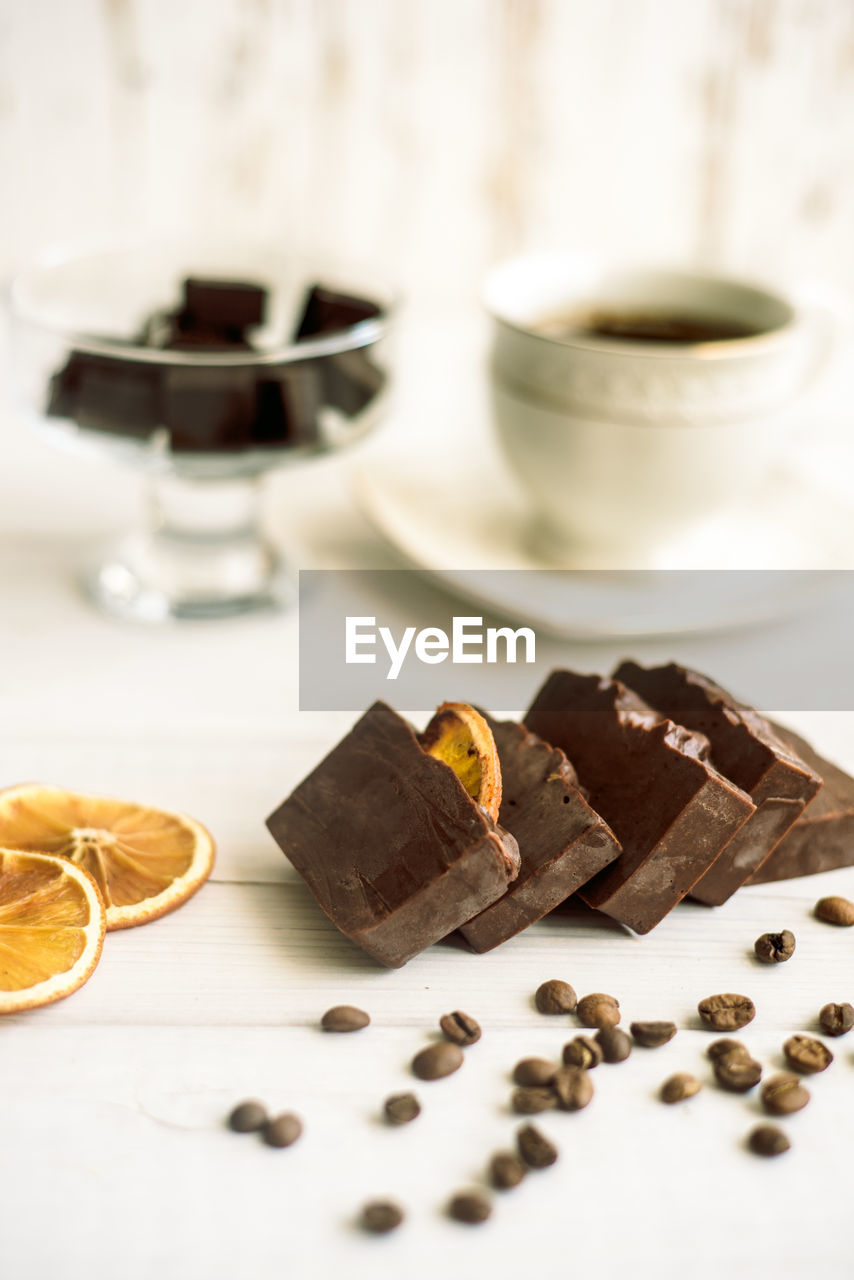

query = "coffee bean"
[[512, 1057, 557, 1087], [754, 929, 796, 964], [595, 1027, 632, 1063], [819, 1001, 854, 1037], [321, 1005, 370, 1032], [384, 1092, 421, 1125], [489, 1150, 528, 1190], [562, 1036, 602, 1070], [660, 1073, 702, 1104], [552, 1065, 594, 1111], [761, 1073, 810, 1116], [361, 1201, 404, 1234], [576, 992, 620, 1029], [439, 1010, 481, 1047], [815, 895, 854, 926], [714, 1054, 762, 1093], [263, 1112, 303, 1148], [748, 1124, 790, 1157], [517, 1123, 559, 1169], [697, 993, 755, 1031], [535, 979, 577, 1014], [412, 1041, 464, 1080], [227, 1100, 268, 1133], [706, 1038, 750, 1063], [512, 1086, 557, 1115], [448, 1190, 492, 1224], [783, 1033, 833, 1074], [630, 1021, 677, 1048]]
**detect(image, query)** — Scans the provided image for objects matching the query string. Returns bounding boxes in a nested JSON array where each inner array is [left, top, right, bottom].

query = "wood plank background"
[[1, 0, 853, 300]]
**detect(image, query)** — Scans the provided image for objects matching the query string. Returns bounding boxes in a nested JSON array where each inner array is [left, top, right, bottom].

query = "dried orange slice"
[[0, 785, 215, 931], [0, 849, 105, 1014], [419, 702, 502, 821]]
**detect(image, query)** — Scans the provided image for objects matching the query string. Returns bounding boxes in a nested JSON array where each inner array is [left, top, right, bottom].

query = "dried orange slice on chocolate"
[[420, 702, 502, 822], [0, 785, 215, 931], [0, 849, 105, 1014]]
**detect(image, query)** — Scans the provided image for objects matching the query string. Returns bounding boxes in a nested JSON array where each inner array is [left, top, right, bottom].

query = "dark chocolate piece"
[[49, 352, 162, 439], [458, 717, 621, 952], [252, 363, 321, 446], [182, 277, 266, 331], [162, 366, 258, 452], [614, 662, 821, 905], [524, 671, 755, 934], [748, 725, 854, 883], [321, 348, 386, 418], [294, 283, 382, 340], [265, 702, 520, 967]]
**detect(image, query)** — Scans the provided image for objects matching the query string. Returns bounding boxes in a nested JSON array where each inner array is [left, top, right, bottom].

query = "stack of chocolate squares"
[[266, 663, 854, 967]]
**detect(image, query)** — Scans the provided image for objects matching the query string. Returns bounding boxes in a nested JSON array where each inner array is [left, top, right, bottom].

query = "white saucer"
[[354, 442, 854, 638]]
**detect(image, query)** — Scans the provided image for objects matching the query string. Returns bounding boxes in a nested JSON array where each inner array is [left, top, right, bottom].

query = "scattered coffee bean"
[[697, 993, 755, 1031], [714, 1054, 762, 1093], [448, 1190, 492, 1224], [576, 992, 620, 1029], [535, 979, 577, 1014], [783, 1033, 833, 1074], [595, 1026, 632, 1063], [660, 1073, 702, 1104], [489, 1150, 528, 1190], [384, 1092, 421, 1125], [706, 1038, 750, 1063], [819, 1001, 854, 1037], [754, 929, 796, 964], [562, 1036, 602, 1070], [512, 1086, 557, 1115], [321, 1005, 370, 1032], [227, 1100, 268, 1133], [512, 1056, 557, 1087], [748, 1124, 790, 1157], [815, 895, 854, 926], [439, 1010, 481, 1047], [630, 1021, 676, 1048], [263, 1112, 303, 1148], [412, 1041, 464, 1081], [761, 1073, 810, 1116], [552, 1065, 594, 1111], [361, 1200, 404, 1234], [517, 1123, 559, 1169]]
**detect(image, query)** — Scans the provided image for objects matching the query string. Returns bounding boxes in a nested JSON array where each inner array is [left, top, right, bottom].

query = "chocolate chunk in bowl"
[[265, 702, 519, 967]]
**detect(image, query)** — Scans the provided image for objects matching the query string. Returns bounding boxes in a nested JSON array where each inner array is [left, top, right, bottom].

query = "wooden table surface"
[[1, 316, 853, 1280]]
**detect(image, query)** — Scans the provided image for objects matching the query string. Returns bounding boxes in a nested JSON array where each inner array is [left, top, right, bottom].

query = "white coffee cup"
[[483, 254, 828, 566]]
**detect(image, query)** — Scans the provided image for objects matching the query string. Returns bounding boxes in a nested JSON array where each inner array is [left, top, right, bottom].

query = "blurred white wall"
[[0, 0, 852, 303]]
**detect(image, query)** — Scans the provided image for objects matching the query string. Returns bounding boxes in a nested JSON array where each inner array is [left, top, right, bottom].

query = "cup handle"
[[792, 280, 853, 391]]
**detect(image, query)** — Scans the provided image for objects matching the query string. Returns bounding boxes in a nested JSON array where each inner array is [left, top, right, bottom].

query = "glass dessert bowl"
[[8, 240, 394, 621]]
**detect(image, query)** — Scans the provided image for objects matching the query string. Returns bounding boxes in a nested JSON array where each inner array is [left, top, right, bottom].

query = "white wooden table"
[[1, 313, 853, 1280]]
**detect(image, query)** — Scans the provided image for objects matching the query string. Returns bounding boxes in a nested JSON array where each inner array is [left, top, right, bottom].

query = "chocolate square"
[[320, 348, 386, 418], [458, 717, 622, 952], [50, 352, 162, 439], [294, 284, 381, 340], [162, 366, 258, 452], [265, 702, 520, 967], [748, 724, 853, 883], [524, 671, 755, 934], [614, 662, 822, 905], [252, 362, 321, 446], [182, 278, 266, 331]]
